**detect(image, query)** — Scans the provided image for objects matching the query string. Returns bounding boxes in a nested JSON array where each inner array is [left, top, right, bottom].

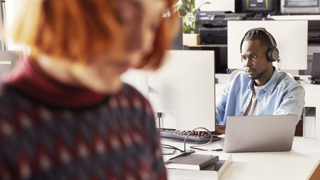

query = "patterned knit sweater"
[[0, 58, 167, 180]]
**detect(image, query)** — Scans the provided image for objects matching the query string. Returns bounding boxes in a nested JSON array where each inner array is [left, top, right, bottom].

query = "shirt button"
[[240, 111, 243, 114]]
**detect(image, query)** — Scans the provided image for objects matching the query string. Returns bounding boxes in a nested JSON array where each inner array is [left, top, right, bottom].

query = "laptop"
[[223, 114, 298, 153]]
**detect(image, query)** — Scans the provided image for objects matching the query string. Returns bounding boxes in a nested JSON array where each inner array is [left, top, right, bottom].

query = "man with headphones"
[[214, 28, 305, 134]]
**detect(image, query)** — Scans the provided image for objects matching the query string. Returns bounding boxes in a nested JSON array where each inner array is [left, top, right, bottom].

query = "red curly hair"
[[12, 0, 179, 70]]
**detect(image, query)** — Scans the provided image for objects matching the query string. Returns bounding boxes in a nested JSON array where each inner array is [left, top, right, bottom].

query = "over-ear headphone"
[[240, 28, 279, 62]]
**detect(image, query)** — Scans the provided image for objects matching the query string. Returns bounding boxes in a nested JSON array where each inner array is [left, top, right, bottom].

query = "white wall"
[[0, 2, 4, 50], [195, 0, 235, 12]]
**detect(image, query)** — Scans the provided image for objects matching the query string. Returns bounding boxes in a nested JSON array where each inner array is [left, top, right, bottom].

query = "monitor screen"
[[281, 0, 320, 14], [284, 0, 318, 8], [227, 20, 308, 70], [121, 50, 216, 131], [242, 0, 274, 12]]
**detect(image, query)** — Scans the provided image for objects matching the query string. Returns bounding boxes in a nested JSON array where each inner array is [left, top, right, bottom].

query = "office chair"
[[228, 69, 244, 82]]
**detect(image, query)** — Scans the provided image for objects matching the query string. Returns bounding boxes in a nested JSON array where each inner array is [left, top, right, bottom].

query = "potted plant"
[[174, 0, 210, 34]]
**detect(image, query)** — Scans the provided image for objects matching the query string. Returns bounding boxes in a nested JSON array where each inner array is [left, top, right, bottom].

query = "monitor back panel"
[[224, 114, 297, 153], [121, 50, 216, 131]]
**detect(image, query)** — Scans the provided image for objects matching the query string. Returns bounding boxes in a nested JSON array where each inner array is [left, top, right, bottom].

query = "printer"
[[195, 11, 247, 44]]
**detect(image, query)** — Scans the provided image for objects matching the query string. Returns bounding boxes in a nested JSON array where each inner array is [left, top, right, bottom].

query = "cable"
[[190, 147, 223, 151], [184, 127, 216, 152], [157, 112, 162, 134], [161, 144, 184, 153]]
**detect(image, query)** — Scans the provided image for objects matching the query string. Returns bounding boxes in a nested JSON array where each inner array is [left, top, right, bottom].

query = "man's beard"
[[245, 66, 269, 80]]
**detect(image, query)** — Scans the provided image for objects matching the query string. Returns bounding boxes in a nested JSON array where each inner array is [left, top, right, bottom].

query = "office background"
[[1, 0, 320, 75], [0, 0, 319, 131], [1, 1, 320, 179], [182, 0, 320, 75]]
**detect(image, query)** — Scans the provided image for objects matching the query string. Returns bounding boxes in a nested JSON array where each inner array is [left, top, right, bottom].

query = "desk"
[[163, 137, 320, 180], [215, 74, 320, 138]]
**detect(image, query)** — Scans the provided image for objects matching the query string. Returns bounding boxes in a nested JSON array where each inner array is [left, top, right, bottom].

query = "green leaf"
[[182, 3, 191, 12], [191, 8, 198, 14], [198, 1, 211, 9], [174, 0, 210, 33], [173, 0, 182, 12], [174, 0, 189, 13], [176, 0, 183, 7], [189, 0, 195, 6], [183, 25, 189, 33], [183, 12, 195, 26]]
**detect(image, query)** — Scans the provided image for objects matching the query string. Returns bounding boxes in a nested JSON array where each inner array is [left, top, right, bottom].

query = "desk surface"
[[162, 137, 320, 180]]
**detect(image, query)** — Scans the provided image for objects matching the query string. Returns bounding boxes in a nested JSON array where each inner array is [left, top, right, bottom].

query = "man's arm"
[[274, 85, 305, 122], [216, 83, 231, 125]]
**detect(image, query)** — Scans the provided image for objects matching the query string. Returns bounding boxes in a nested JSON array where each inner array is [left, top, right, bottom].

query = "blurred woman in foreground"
[[0, 0, 178, 179]]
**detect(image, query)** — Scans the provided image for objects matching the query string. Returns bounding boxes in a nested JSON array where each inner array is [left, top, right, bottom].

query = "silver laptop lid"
[[223, 114, 298, 153]]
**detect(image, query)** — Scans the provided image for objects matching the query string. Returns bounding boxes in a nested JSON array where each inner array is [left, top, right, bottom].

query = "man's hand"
[[213, 124, 226, 135], [185, 125, 226, 136]]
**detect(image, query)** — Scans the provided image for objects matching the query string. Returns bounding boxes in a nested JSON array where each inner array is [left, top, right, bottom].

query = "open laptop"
[[223, 114, 298, 153]]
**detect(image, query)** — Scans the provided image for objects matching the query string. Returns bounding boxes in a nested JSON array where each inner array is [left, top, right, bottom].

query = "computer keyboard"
[[159, 129, 221, 143]]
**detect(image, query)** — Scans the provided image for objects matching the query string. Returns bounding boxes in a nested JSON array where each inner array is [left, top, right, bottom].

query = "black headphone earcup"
[[266, 47, 279, 62]]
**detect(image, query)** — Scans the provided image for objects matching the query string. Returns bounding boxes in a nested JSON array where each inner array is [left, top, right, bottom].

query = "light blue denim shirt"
[[216, 68, 305, 125]]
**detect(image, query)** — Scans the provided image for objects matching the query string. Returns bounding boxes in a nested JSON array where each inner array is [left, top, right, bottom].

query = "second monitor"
[[121, 50, 216, 131]]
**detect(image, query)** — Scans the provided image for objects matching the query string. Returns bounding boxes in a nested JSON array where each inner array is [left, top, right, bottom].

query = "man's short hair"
[[243, 29, 273, 51]]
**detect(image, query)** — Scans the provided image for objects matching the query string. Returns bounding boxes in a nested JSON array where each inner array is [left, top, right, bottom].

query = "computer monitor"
[[227, 20, 308, 70], [281, 0, 320, 14], [242, 0, 275, 12], [0, 51, 23, 76], [121, 50, 216, 131]]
